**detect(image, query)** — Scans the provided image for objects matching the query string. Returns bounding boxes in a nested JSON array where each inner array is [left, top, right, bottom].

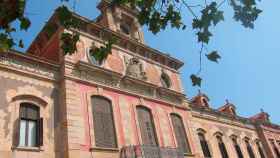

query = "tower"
[[96, 0, 145, 43]]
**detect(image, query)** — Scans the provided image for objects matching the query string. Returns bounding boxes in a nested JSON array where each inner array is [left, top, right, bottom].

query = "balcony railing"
[[120, 145, 184, 158]]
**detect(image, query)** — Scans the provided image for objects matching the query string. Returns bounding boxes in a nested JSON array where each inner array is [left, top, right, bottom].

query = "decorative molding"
[[68, 61, 185, 108], [6, 85, 52, 106], [0, 70, 55, 88], [191, 111, 256, 131], [0, 54, 57, 79]]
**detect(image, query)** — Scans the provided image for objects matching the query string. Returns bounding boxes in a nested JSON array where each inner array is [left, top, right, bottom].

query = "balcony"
[[120, 145, 184, 158]]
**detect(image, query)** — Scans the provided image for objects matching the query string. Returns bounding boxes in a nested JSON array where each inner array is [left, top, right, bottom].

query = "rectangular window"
[[17, 103, 43, 147]]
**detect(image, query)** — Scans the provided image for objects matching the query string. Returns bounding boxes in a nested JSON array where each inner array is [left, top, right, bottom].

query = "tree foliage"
[[0, 0, 262, 87]]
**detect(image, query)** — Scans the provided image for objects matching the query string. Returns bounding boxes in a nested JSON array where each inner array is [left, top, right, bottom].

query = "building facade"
[[0, 1, 279, 158]]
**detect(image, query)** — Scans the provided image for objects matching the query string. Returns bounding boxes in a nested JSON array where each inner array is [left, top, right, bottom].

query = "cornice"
[[0, 50, 60, 82], [256, 122, 280, 134], [157, 87, 185, 97], [191, 111, 256, 131], [191, 106, 256, 130], [78, 60, 123, 79]]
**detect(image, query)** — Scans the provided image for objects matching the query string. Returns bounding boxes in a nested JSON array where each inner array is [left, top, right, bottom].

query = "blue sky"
[[14, 0, 280, 124]]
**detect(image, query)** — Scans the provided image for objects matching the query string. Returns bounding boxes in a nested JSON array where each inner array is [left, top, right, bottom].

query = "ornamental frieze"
[[0, 55, 57, 79], [68, 61, 185, 107], [70, 67, 120, 87]]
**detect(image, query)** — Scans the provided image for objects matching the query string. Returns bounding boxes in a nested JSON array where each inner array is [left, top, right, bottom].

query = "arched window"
[[170, 114, 191, 153], [216, 135, 229, 158], [232, 137, 244, 158], [91, 96, 117, 148], [245, 139, 256, 158], [271, 140, 280, 158], [136, 106, 158, 146], [88, 47, 103, 66], [160, 73, 171, 88], [120, 23, 131, 35], [18, 103, 43, 147], [198, 132, 211, 158], [256, 141, 266, 158]]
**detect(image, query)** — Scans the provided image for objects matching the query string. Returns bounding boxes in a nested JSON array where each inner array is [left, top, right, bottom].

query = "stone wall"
[[0, 67, 59, 158]]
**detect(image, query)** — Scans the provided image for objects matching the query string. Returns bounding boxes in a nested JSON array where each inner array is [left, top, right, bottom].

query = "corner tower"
[[96, 0, 145, 43]]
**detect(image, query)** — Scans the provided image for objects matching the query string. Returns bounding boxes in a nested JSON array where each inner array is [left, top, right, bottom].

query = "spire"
[[225, 99, 229, 104]]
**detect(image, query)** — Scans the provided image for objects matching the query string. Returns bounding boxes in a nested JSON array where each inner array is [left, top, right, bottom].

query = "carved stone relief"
[[124, 56, 147, 80]]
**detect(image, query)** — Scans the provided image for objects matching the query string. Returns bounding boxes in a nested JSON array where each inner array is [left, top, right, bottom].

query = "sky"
[[13, 0, 280, 124]]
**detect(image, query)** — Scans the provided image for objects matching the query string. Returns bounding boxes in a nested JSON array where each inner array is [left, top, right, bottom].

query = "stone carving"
[[125, 56, 147, 80]]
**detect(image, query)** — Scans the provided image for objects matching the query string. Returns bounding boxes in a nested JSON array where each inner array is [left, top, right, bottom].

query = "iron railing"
[[120, 145, 184, 158]]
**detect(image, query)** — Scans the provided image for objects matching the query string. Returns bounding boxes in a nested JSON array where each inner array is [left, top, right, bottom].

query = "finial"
[[225, 99, 229, 104], [198, 89, 201, 95], [260, 108, 264, 113]]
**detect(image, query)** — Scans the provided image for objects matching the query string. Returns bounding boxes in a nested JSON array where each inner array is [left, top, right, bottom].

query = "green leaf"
[[206, 51, 221, 63], [90, 38, 116, 63], [60, 32, 80, 55], [197, 30, 212, 44], [190, 74, 202, 87], [182, 25, 187, 30], [57, 5, 73, 29], [19, 39, 24, 48], [213, 11, 224, 25], [192, 19, 202, 29], [0, 33, 15, 51], [20, 17, 31, 30]]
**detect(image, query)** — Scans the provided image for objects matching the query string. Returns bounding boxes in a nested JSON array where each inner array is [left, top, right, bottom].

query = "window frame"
[[244, 139, 256, 158], [271, 140, 280, 158], [136, 105, 159, 147], [256, 141, 266, 158], [231, 137, 244, 158], [160, 72, 171, 88], [170, 113, 191, 154], [9, 92, 47, 152], [90, 95, 118, 149], [198, 131, 212, 158], [216, 135, 229, 158], [19, 103, 40, 147]]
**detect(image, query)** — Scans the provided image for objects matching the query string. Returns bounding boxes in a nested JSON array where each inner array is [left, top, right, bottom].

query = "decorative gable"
[[218, 100, 237, 116]]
